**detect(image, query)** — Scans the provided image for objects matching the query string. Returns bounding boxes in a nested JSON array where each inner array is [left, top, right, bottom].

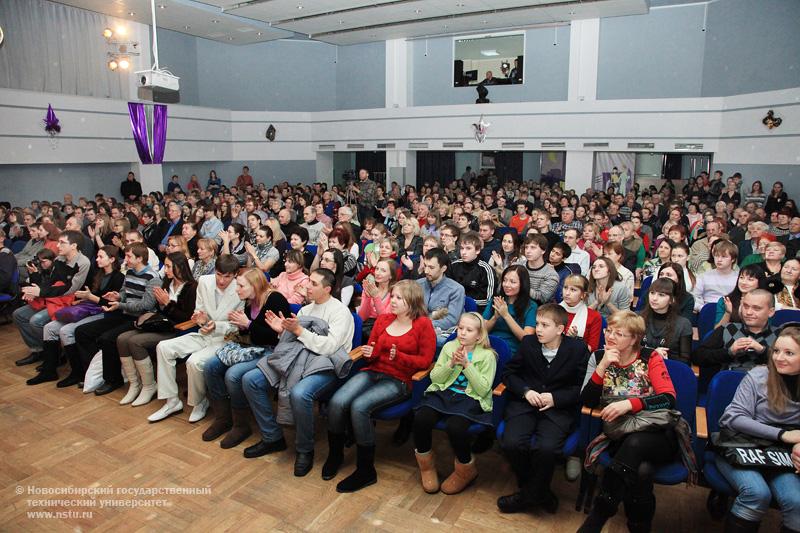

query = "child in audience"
[[693, 239, 739, 312], [560, 274, 603, 353], [518, 233, 560, 305], [447, 231, 496, 311], [412, 312, 497, 495], [497, 304, 590, 514]]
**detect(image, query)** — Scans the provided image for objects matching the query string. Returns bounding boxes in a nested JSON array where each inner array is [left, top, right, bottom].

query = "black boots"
[[724, 514, 761, 533], [57, 344, 83, 388], [336, 445, 377, 493], [26, 341, 60, 385], [624, 491, 656, 533], [578, 491, 620, 533], [322, 432, 346, 480]]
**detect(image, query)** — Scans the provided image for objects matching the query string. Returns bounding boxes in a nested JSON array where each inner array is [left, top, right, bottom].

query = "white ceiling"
[[53, 0, 652, 46], [51, 0, 293, 44]]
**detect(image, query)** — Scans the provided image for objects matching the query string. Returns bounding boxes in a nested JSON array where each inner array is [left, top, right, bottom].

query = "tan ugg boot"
[[440, 456, 477, 495], [415, 449, 440, 493]]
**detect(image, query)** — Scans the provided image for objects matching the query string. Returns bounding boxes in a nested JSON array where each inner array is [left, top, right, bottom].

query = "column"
[[132, 162, 164, 194], [567, 19, 600, 102], [564, 151, 594, 194], [385, 39, 409, 108], [385, 150, 416, 188], [315, 152, 334, 186]]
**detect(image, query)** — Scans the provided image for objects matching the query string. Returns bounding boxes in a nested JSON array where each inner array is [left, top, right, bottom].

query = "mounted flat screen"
[[454, 31, 524, 87]]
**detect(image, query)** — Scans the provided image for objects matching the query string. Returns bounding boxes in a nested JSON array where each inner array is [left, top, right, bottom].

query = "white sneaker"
[[565, 456, 582, 482], [188, 398, 209, 423], [148, 398, 183, 423]]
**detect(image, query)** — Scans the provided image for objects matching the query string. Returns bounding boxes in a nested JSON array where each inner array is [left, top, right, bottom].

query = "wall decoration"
[[472, 115, 490, 143], [593, 152, 635, 195], [266, 124, 276, 141], [43, 104, 61, 149], [128, 102, 168, 164], [762, 110, 782, 129]]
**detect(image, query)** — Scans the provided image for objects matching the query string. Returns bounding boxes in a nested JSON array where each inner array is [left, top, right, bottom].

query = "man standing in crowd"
[[348, 168, 378, 222]]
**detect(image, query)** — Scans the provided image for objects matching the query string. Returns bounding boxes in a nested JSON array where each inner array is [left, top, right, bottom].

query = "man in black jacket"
[[497, 304, 590, 514], [120, 172, 142, 201]]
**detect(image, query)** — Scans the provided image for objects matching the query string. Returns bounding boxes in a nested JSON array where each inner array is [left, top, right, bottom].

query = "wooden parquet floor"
[[0, 322, 775, 532]]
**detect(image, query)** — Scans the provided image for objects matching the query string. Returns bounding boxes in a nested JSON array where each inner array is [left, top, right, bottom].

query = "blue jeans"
[[715, 455, 800, 529], [242, 369, 337, 453], [204, 355, 264, 409], [12, 304, 51, 350], [328, 370, 409, 447]]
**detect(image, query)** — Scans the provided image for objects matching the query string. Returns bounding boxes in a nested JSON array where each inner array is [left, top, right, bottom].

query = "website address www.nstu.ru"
[[26, 511, 93, 520]]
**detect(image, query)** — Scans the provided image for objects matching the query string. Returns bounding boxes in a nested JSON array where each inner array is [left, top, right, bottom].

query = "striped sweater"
[[113, 266, 160, 317]]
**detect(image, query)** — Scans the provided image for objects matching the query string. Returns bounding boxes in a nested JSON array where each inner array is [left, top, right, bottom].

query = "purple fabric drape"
[[152, 104, 168, 164], [128, 102, 152, 164], [127, 102, 168, 164]]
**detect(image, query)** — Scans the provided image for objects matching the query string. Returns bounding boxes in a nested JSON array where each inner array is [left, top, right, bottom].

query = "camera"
[[27, 258, 40, 269]]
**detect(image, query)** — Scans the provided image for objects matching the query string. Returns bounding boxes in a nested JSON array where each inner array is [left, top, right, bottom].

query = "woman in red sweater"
[[323, 280, 436, 493], [560, 274, 603, 353]]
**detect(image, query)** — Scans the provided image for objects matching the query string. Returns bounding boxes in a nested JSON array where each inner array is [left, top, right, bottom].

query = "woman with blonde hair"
[[192, 238, 218, 279], [202, 268, 291, 449], [399, 217, 423, 259], [159, 235, 194, 276], [323, 279, 436, 492], [578, 310, 687, 532], [714, 325, 800, 532], [88, 213, 114, 248]]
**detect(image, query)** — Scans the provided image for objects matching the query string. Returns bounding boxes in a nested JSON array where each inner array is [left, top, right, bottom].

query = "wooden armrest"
[[412, 364, 434, 382], [581, 406, 603, 418], [349, 346, 363, 361], [692, 364, 700, 377], [175, 320, 197, 331], [493, 383, 506, 397], [696, 406, 708, 439]]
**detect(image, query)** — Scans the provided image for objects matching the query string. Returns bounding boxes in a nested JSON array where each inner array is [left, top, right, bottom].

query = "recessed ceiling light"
[[158, 4, 165, 9], [456, 2, 464, 6], [442, 24, 448, 29], [228, 37, 234, 40], [414, 9, 421, 13], [257, 31, 263, 36], [481, 20, 488, 24], [297, 4, 303, 10], [338, 20, 344, 24], [369, 33, 376, 37], [212, 19, 219, 23], [128, 11, 135, 16], [184, 25, 191, 30], [569, 10, 576, 15]]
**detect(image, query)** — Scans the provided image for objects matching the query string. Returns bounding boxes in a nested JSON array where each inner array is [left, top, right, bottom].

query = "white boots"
[[119, 357, 157, 406]]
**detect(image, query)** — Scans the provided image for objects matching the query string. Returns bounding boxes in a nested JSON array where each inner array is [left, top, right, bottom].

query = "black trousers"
[[500, 412, 569, 493], [74, 313, 136, 384], [412, 406, 473, 463]]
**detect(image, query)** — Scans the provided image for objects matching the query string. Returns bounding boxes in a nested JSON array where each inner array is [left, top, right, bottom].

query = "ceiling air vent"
[[377, 143, 396, 149], [502, 142, 524, 149], [409, 142, 429, 149], [628, 142, 655, 149], [443, 142, 464, 148], [541, 142, 565, 148], [318, 144, 335, 150], [346, 143, 365, 149], [674, 143, 704, 151], [583, 142, 609, 148]]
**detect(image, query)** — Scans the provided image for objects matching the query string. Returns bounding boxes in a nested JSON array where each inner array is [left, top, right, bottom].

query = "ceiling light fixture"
[[158, 4, 165, 9], [108, 59, 118, 71], [257, 31, 263, 36], [228, 36, 234, 40], [297, 4, 303, 10], [184, 25, 191, 29], [338, 20, 344, 24], [128, 11, 135, 16], [480, 49, 499, 56], [118, 58, 130, 69], [116, 26, 127, 36], [211, 19, 219, 23], [102, 28, 113, 38], [414, 9, 421, 14]]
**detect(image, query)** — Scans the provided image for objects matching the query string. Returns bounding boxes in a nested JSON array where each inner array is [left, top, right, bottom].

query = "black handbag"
[[134, 312, 174, 333], [712, 428, 795, 471]]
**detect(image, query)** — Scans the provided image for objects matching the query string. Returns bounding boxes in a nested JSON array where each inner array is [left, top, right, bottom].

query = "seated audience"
[[417, 248, 465, 347], [713, 325, 800, 532], [693, 240, 739, 312], [413, 312, 497, 495], [202, 268, 291, 449], [324, 280, 435, 492], [587, 257, 631, 320], [775, 258, 800, 310], [715, 264, 767, 328], [518, 234, 559, 305], [271, 249, 310, 305], [448, 231, 496, 312], [116, 253, 197, 405], [560, 274, 603, 353], [498, 304, 590, 514], [640, 278, 692, 363], [484, 264, 537, 353], [693, 289, 777, 373]]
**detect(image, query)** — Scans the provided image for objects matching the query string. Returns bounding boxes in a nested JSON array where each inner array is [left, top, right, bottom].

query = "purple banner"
[[127, 102, 168, 164]]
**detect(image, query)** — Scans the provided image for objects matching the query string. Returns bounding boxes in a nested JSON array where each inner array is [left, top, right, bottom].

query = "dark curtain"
[[416, 151, 456, 187], [494, 151, 523, 184], [354, 151, 386, 175]]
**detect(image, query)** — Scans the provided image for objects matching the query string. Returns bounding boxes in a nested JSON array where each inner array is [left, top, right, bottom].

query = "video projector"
[[136, 69, 180, 104]]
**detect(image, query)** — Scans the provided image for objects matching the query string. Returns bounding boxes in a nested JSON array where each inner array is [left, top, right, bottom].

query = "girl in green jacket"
[[412, 312, 497, 495]]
